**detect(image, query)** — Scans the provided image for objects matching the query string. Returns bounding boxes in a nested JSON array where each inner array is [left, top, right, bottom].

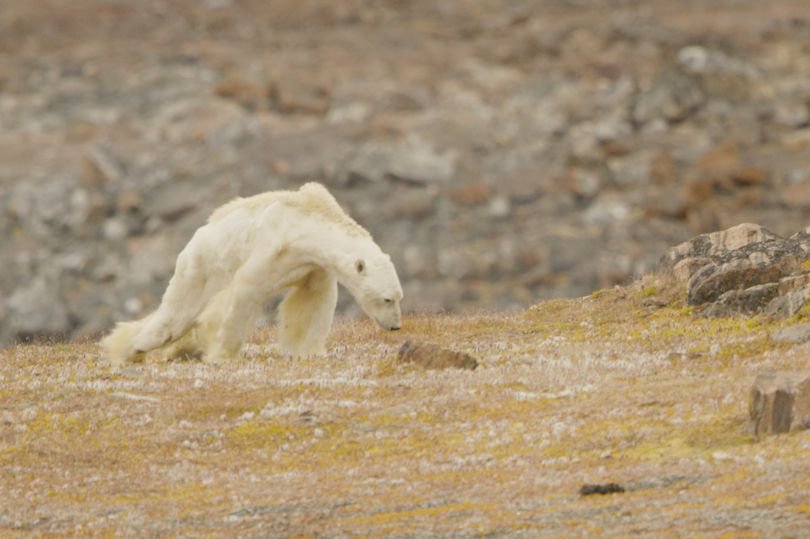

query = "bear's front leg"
[[203, 261, 268, 364], [278, 268, 338, 357]]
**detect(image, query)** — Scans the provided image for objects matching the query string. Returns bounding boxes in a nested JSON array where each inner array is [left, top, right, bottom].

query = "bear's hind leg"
[[278, 268, 338, 357], [131, 256, 213, 354]]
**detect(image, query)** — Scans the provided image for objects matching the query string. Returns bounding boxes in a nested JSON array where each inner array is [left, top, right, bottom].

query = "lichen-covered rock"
[[702, 283, 779, 317], [686, 248, 801, 306], [661, 223, 810, 317], [750, 371, 810, 438], [660, 223, 781, 276], [765, 285, 810, 319]]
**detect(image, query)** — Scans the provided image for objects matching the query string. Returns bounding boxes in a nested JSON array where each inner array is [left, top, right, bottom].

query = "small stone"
[[271, 78, 330, 115], [102, 218, 129, 241], [579, 483, 625, 496], [397, 341, 478, 370], [750, 371, 810, 438], [386, 137, 457, 184], [773, 101, 809, 129], [488, 195, 511, 218], [116, 191, 143, 213], [341, 137, 457, 185], [677, 45, 758, 100], [632, 72, 703, 124], [81, 146, 124, 187], [124, 297, 143, 315], [214, 75, 268, 112], [447, 182, 492, 206]]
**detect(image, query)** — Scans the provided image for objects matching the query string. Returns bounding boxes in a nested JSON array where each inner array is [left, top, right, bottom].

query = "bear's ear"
[[355, 259, 366, 274]]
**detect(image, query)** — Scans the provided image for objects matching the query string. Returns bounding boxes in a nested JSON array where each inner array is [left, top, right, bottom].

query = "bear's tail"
[[100, 315, 152, 366]]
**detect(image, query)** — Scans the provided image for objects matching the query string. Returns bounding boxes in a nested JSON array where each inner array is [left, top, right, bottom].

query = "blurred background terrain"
[[2, 0, 810, 344]]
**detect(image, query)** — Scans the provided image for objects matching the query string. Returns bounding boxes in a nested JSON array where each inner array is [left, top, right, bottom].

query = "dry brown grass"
[[3, 280, 810, 537]]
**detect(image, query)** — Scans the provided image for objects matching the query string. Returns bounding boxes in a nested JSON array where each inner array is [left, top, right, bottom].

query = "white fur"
[[101, 183, 403, 365]]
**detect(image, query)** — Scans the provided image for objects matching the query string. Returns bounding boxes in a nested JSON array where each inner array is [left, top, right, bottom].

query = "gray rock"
[[672, 257, 712, 284], [341, 136, 457, 185], [687, 247, 801, 305], [677, 46, 758, 79], [661, 223, 782, 275], [102, 218, 130, 241], [772, 100, 810, 129], [127, 236, 181, 285], [777, 273, 810, 295], [677, 45, 759, 100], [271, 78, 331, 116], [703, 282, 780, 317], [658, 223, 810, 315], [6, 277, 70, 341], [632, 72, 704, 125], [771, 323, 810, 344], [82, 145, 125, 186], [750, 370, 810, 438], [607, 150, 656, 187], [762, 274, 810, 319]]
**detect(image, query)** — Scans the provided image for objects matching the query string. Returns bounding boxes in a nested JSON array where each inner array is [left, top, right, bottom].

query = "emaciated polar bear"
[[101, 182, 403, 365]]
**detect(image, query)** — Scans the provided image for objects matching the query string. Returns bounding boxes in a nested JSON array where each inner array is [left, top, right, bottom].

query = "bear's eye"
[[383, 298, 393, 304], [355, 259, 366, 274]]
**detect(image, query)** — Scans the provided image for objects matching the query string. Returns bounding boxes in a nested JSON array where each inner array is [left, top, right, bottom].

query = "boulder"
[[659, 223, 810, 315], [687, 249, 801, 305], [340, 137, 457, 185], [750, 371, 810, 438], [702, 283, 779, 317], [770, 323, 810, 345], [6, 277, 71, 342], [660, 223, 781, 275]]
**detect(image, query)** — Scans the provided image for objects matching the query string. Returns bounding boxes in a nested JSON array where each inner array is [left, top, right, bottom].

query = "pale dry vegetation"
[[3, 281, 810, 537]]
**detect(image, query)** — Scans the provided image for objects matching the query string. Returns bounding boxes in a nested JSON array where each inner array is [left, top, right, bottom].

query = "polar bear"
[[101, 182, 403, 365]]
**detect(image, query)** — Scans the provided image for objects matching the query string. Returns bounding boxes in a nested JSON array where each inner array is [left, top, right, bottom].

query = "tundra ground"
[[3, 282, 810, 537]]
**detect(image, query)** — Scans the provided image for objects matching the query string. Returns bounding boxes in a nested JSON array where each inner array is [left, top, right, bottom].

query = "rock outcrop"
[[3, 1, 810, 343], [660, 223, 810, 318]]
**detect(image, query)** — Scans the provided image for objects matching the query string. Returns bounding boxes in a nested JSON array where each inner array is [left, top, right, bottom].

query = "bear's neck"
[[292, 222, 375, 277]]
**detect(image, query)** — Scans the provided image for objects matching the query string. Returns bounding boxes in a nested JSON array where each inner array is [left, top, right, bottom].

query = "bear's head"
[[342, 253, 403, 331]]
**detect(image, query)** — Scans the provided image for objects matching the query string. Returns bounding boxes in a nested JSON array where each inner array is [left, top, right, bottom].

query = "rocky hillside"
[[3, 0, 810, 343]]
